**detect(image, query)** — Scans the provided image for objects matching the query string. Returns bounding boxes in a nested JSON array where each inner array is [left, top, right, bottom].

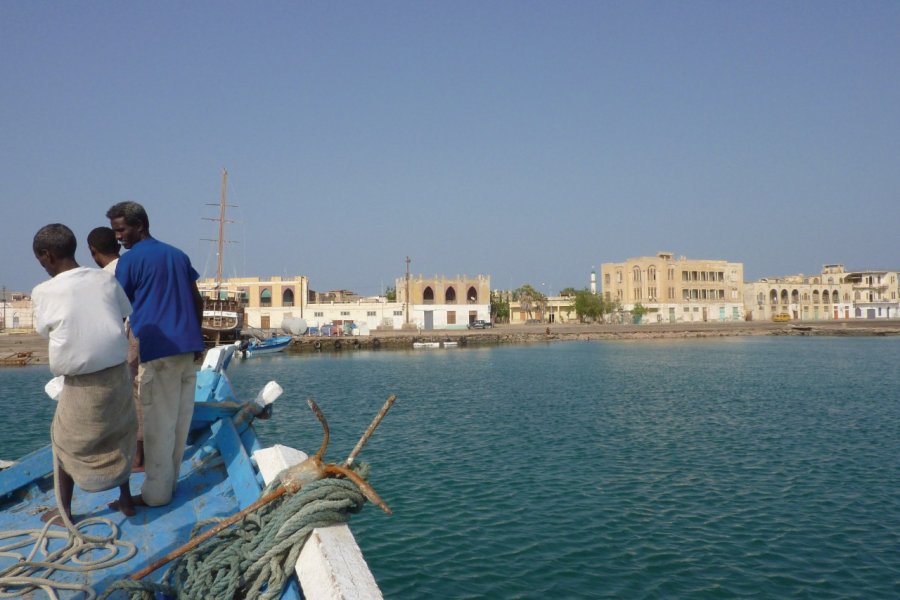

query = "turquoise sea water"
[[2, 337, 899, 598]]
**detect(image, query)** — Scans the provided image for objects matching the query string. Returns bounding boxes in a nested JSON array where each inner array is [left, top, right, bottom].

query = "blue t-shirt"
[[115, 237, 205, 362]]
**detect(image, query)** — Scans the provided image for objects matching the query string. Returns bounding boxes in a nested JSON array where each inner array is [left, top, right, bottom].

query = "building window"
[[604, 274, 611, 285], [445, 287, 457, 304], [282, 289, 295, 307], [467, 286, 478, 303], [393, 310, 403, 316], [314, 311, 324, 317], [447, 311, 456, 325], [367, 311, 376, 316], [633, 267, 641, 282], [341, 311, 350, 316], [423, 287, 434, 304], [260, 288, 272, 307]]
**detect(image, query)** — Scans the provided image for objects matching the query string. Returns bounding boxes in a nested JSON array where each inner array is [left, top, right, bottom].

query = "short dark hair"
[[106, 201, 150, 231], [33, 224, 77, 259], [87, 226, 120, 254]]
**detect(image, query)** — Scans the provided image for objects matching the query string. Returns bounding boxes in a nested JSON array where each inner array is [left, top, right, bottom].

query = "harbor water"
[[2, 337, 899, 598]]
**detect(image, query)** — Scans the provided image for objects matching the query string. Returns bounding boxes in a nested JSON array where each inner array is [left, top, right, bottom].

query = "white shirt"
[[103, 257, 118, 273], [32, 267, 132, 376]]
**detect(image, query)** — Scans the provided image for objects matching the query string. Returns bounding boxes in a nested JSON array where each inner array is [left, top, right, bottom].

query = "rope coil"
[[100, 470, 370, 600]]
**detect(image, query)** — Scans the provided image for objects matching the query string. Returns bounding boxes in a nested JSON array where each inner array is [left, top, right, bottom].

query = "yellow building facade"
[[396, 274, 491, 329], [601, 252, 744, 323], [197, 275, 308, 330]]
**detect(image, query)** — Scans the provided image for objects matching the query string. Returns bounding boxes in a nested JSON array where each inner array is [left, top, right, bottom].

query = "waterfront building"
[[0, 291, 35, 332], [743, 265, 899, 321], [306, 295, 404, 334], [198, 273, 492, 333], [600, 252, 745, 323], [396, 274, 491, 330], [506, 295, 579, 324], [197, 275, 308, 331]]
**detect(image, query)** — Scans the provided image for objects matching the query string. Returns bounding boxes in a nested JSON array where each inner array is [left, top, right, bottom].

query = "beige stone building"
[[601, 252, 744, 323], [507, 295, 578, 324], [744, 264, 899, 321], [198, 275, 308, 331], [396, 274, 491, 329]]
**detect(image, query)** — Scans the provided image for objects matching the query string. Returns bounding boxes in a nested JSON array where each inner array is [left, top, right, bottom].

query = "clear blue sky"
[[2, 2, 898, 296]]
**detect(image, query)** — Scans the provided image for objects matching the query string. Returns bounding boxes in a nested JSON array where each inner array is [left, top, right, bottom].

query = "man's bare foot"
[[40, 508, 74, 527], [108, 494, 144, 516]]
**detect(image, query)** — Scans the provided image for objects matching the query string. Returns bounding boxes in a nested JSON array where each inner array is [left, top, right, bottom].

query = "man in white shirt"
[[88, 226, 144, 471], [32, 223, 138, 524]]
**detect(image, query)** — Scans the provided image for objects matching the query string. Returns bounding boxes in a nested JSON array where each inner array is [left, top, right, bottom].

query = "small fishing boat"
[[0, 345, 388, 599], [239, 334, 294, 357], [412, 341, 441, 349]]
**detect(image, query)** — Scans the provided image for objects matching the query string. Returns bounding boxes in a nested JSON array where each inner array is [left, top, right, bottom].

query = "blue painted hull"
[[246, 335, 293, 355], [0, 346, 301, 599]]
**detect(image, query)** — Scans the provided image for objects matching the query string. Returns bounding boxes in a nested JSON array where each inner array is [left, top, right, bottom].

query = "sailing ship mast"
[[215, 168, 228, 289], [203, 168, 234, 296], [200, 168, 243, 345]]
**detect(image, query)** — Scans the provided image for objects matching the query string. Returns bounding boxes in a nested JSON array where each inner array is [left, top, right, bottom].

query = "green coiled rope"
[[99, 470, 369, 600]]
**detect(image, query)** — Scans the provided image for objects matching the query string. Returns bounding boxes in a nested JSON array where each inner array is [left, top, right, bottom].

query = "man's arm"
[[192, 283, 204, 325]]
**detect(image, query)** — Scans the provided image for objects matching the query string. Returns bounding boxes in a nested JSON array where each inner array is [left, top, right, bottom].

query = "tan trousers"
[[136, 352, 196, 506]]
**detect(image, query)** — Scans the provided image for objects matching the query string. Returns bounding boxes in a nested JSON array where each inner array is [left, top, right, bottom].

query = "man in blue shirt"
[[107, 201, 205, 507]]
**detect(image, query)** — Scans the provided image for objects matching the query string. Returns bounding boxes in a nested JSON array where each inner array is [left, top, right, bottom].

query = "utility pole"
[[405, 256, 411, 325]]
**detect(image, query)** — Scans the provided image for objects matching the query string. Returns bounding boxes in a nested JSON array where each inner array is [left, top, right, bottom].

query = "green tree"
[[490, 290, 510, 323], [514, 284, 546, 321], [559, 287, 578, 297], [385, 286, 397, 302], [630, 302, 649, 324], [574, 289, 604, 322]]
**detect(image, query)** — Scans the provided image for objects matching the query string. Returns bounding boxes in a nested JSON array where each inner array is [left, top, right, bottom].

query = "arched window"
[[833, 290, 840, 304], [770, 290, 778, 305], [823, 290, 830, 304], [445, 287, 456, 304], [780, 289, 789, 304], [757, 292, 765, 305], [632, 267, 641, 282], [467, 286, 478, 303], [283, 288, 295, 307], [648, 266, 657, 282], [423, 286, 434, 304], [240, 290, 249, 305], [791, 289, 800, 303], [812, 290, 820, 304], [260, 288, 272, 307]]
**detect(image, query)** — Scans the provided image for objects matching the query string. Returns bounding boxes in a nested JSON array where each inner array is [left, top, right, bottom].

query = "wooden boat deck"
[[0, 428, 271, 597]]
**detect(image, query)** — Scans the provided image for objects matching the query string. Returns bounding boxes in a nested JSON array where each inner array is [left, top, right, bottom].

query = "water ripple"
[[3, 338, 900, 598]]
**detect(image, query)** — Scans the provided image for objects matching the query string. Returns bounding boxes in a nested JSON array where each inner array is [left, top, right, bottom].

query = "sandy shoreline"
[[3, 320, 899, 367]]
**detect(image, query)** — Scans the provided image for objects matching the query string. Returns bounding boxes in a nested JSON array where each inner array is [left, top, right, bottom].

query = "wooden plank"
[[0, 445, 53, 498], [210, 418, 261, 509], [254, 445, 383, 600]]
